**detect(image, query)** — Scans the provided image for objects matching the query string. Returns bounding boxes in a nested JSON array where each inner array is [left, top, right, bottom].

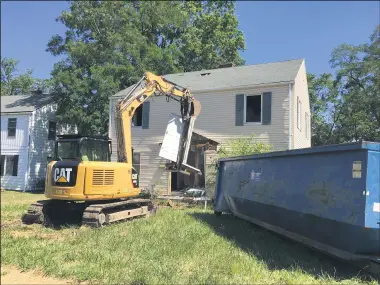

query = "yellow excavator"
[[22, 72, 201, 227]]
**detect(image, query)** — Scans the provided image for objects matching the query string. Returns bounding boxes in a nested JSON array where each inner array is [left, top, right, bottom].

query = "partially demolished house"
[[108, 59, 311, 195]]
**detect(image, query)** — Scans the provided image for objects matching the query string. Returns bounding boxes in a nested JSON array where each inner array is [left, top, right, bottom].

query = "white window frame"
[[305, 112, 309, 139], [0, 155, 19, 177], [244, 94, 263, 125], [7, 118, 17, 138], [297, 97, 302, 130]]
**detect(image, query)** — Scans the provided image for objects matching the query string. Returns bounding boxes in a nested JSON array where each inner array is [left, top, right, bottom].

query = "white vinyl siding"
[[109, 83, 291, 191], [26, 104, 58, 190], [1, 103, 77, 191], [0, 114, 30, 190], [292, 60, 311, 149]]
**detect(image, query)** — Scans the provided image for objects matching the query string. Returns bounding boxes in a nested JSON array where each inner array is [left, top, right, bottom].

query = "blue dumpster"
[[214, 141, 379, 274]]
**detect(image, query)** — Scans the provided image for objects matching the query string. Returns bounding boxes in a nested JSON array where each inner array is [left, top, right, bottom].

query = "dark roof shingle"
[[112, 58, 304, 98], [1, 94, 55, 113]]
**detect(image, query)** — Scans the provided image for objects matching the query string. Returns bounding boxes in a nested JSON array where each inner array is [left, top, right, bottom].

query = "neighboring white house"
[[108, 58, 311, 194], [1, 93, 74, 191]]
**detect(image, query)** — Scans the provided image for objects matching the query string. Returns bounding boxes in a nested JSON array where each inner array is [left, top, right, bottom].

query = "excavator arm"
[[115, 72, 201, 175]]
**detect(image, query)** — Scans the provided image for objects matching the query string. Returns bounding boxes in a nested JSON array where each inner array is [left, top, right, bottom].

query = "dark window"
[[132, 105, 143, 127], [7, 118, 17, 137], [245, 95, 262, 123], [297, 97, 302, 130], [0, 156, 4, 176], [132, 152, 141, 175], [0, 155, 19, 176], [48, 121, 56, 140]]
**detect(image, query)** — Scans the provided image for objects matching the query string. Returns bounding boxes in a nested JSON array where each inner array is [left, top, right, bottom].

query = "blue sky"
[[1, 1, 379, 79]]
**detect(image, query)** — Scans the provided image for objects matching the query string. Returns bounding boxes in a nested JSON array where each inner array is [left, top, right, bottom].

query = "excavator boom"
[[115, 72, 201, 174]]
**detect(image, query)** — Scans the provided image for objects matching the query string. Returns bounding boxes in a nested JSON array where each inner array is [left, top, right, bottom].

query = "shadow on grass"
[[22, 214, 83, 230], [23, 190, 45, 194], [21, 200, 84, 230], [190, 212, 379, 282], [1, 189, 45, 194]]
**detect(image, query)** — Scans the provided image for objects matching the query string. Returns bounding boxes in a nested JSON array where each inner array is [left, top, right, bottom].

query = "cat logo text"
[[54, 168, 72, 183]]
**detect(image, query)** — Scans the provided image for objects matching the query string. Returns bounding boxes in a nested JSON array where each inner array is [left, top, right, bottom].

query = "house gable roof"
[[112, 58, 304, 98], [1, 93, 55, 114]]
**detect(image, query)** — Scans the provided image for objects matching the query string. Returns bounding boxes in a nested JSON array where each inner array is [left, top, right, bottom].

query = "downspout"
[[288, 83, 292, 150]]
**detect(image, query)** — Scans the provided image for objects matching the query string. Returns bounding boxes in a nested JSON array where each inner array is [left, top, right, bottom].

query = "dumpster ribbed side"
[[365, 149, 380, 230], [214, 142, 380, 255]]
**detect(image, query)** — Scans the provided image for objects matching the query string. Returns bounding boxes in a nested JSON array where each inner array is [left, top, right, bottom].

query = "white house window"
[[132, 105, 143, 127], [7, 118, 17, 137], [0, 155, 19, 176], [297, 97, 302, 130], [305, 112, 310, 139], [48, 121, 57, 140], [245, 95, 262, 123]]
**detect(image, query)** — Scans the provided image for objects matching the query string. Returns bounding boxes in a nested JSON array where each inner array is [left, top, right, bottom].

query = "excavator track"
[[21, 200, 47, 225], [82, 198, 157, 228], [22, 199, 87, 227], [22, 198, 157, 228]]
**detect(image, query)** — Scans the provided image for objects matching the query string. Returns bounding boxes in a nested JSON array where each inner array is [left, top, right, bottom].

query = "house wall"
[[292, 60, 311, 149], [26, 104, 57, 190], [0, 114, 30, 190], [109, 83, 291, 191], [26, 104, 77, 191]]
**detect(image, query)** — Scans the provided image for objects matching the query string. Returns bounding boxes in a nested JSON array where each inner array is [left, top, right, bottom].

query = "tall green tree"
[[307, 73, 338, 146], [329, 25, 380, 142], [47, 1, 245, 135], [308, 25, 380, 145], [1, 58, 35, 96], [176, 1, 245, 71], [1, 57, 52, 96]]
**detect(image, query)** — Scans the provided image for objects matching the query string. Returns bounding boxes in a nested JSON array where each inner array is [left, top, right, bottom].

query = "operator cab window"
[[80, 139, 110, 162], [56, 141, 80, 161]]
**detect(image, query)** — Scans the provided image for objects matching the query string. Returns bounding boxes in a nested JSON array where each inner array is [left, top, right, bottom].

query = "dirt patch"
[[10, 231, 32, 239], [9, 230, 67, 241], [0, 220, 20, 229], [1, 265, 79, 284]]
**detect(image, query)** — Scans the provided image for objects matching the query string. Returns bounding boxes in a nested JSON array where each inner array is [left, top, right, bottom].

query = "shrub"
[[205, 133, 273, 199], [217, 133, 273, 159]]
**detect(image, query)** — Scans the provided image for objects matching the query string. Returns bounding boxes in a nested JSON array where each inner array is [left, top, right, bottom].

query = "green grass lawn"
[[1, 190, 379, 284]]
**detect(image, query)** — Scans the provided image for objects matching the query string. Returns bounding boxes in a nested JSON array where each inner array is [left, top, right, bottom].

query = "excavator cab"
[[53, 135, 112, 162]]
